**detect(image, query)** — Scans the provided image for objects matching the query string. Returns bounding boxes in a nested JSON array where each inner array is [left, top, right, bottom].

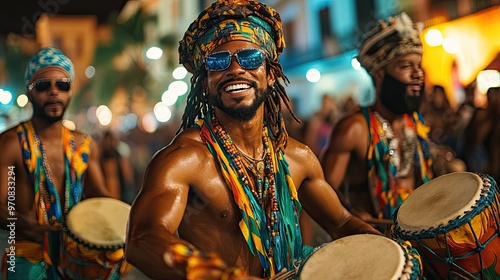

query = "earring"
[[271, 85, 277, 96], [201, 91, 208, 102]]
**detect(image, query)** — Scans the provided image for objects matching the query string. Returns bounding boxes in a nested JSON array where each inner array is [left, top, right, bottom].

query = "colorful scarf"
[[179, 0, 285, 73], [362, 108, 433, 219], [197, 112, 304, 277], [24, 47, 74, 87], [16, 120, 90, 271]]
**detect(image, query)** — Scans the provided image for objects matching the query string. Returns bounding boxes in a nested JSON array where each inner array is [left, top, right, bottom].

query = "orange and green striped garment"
[[197, 114, 306, 278], [362, 108, 433, 220], [14, 120, 90, 277]]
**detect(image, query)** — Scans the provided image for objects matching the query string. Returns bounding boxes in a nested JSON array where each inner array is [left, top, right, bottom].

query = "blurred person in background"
[[0, 47, 110, 279], [463, 86, 500, 183], [455, 81, 478, 157], [420, 85, 466, 176], [321, 13, 434, 227], [125, 0, 380, 279], [100, 130, 136, 203], [420, 85, 457, 149], [303, 94, 340, 157], [301, 94, 341, 246]]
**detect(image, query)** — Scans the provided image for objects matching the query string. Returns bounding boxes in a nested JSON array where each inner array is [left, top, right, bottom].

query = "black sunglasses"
[[27, 78, 72, 92], [205, 49, 265, 72]]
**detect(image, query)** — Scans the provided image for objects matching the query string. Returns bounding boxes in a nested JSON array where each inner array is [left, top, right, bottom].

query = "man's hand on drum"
[[350, 208, 373, 223], [19, 224, 60, 243], [15, 213, 60, 243]]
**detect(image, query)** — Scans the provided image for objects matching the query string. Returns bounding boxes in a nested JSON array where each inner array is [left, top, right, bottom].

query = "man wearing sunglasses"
[[126, 0, 380, 279], [0, 47, 111, 279]]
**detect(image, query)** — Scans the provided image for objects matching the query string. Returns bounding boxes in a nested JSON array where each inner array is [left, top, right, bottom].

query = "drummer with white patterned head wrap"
[[321, 12, 434, 228]]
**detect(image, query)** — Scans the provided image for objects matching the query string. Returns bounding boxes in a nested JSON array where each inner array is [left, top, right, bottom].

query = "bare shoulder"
[[284, 137, 316, 160], [0, 125, 19, 141], [328, 111, 368, 147], [0, 126, 22, 160], [153, 128, 207, 163], [143, 128, 211, 188], [282, 137, 323, 183]]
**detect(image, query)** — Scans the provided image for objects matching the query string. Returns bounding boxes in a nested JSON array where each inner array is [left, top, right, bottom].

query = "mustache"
[[217, 78, 257, 92], [44, 100, 63, 106]]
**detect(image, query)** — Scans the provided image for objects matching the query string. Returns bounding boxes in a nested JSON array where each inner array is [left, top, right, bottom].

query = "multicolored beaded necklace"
[[198, 110, 304, 278], [210, 115, 279, 232]]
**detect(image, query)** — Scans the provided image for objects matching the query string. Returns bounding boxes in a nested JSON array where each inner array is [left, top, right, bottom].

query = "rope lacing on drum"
[[393, 173, 500, 280], [62, 226, 125, 251]]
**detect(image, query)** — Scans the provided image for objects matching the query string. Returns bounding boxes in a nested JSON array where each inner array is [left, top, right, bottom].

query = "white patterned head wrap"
[[358, 13, 423, 74], [24, 47, 75, 87]]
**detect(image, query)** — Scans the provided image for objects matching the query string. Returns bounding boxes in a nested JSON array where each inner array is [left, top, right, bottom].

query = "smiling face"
[[375, 53, 425, 115], [204, 40, 275, 121], [384, 53, 424, 96], [27, 67, 72, 123]]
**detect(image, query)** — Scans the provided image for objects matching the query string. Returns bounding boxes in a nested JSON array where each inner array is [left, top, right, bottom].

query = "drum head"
[[299, 234, 405, 280], [396, 172, 482, 232], [66, 197, 131, 247]]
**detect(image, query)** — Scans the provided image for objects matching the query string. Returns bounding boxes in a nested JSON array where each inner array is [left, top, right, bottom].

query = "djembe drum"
[[393, 172, 500, 279], [296, 234, 422, 280], [60, 197, 132, 279]]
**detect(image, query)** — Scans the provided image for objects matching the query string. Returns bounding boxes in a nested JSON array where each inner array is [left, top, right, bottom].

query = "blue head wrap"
[[24, 47, 75, 87]]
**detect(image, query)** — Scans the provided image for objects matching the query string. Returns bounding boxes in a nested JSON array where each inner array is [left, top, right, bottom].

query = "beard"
[[208, 83, 270, 121], [380, 73, 424, 115], [31, 101, 67, 123]]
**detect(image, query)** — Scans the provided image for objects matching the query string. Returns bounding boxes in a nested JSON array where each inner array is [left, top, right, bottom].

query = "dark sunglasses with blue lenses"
[[28, 78, 72, 92], [205, 48, 265, 72]]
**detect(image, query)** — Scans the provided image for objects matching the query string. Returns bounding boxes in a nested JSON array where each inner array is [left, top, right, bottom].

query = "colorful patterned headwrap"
[[358, 13, 423, 74], [179, 0, 285, 73], [25, 47, 75, 87]]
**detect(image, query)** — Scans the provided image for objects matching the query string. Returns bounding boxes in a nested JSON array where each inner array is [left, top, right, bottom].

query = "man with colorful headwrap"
[[321, 13, 434, 226], [0, 47, 111, 279], [126, 0, 380, 279]]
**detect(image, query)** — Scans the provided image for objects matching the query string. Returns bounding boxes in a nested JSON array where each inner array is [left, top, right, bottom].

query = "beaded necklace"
[[210, 115, 278, 224], [198, 111, 304, 277], [373, 111, 416, 178], [234, 142, 266, 174]]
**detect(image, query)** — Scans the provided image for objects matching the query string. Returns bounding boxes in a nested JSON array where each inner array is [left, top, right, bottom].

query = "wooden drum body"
[[393, 172, 500, 279], [60, 198, 132, 279]]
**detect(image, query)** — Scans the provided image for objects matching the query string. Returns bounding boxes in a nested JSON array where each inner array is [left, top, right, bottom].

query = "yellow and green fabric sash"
[[197, 113, 305, 277], [13, 121, 90, 276], [362, 108, 433, 219]]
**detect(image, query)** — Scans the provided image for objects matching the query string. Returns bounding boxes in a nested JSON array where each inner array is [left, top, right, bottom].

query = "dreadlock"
[[177, 69, 208, 135], [177, 58, 300, 152]]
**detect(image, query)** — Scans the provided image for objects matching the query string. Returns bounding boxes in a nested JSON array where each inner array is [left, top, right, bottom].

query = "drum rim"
[[297, 234, 421, 280], [393, 173, 497, 239], [64, 197, 131, 250]]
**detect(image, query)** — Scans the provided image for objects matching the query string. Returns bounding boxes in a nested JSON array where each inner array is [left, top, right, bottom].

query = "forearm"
[[126, 230, 190, 279], [0, 206, 53, 243], [126, 231, 246, 280]]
